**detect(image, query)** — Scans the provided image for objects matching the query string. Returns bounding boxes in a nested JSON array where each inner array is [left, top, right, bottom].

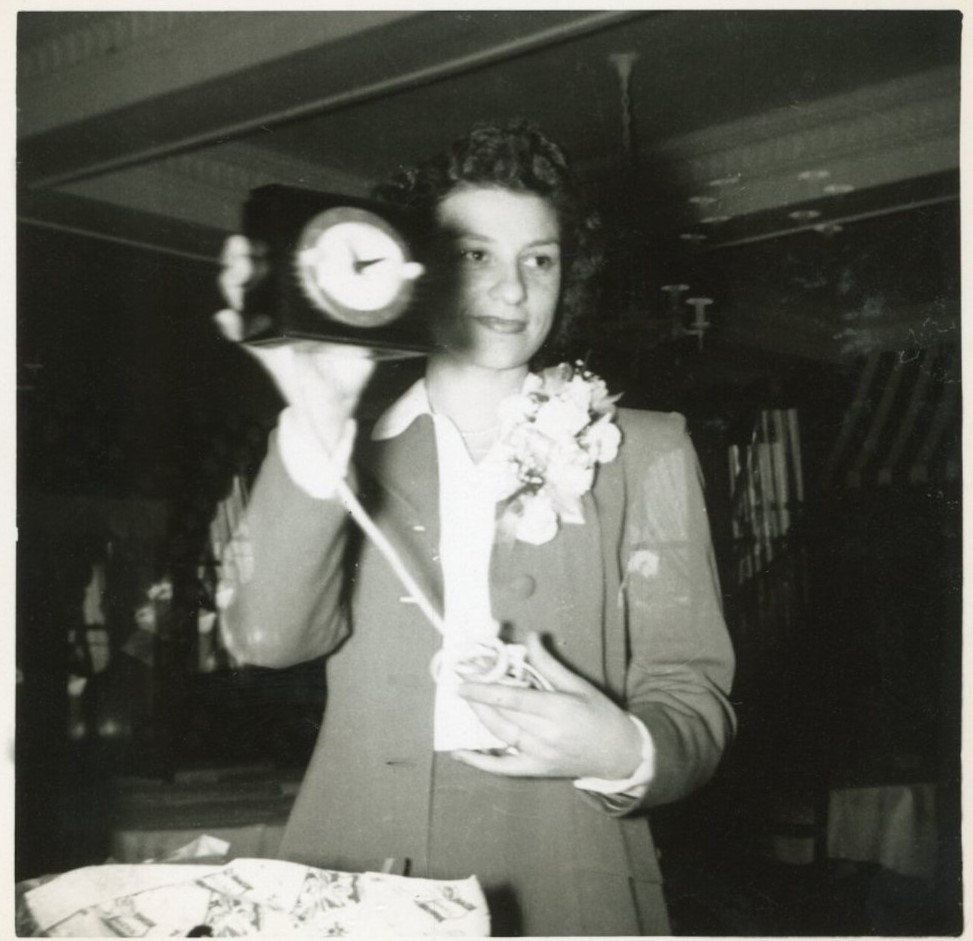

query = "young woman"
[[216, 122, 735, 936]]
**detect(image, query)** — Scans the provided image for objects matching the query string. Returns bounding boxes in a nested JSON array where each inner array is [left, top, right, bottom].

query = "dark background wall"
[[16, 221, 962, 933]]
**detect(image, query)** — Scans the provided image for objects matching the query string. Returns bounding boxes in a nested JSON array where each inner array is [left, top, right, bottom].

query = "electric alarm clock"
[[238, 185, 433, 358]]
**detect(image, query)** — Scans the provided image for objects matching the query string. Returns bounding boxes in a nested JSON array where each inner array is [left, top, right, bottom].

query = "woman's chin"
[[430, 341, 532, 374]]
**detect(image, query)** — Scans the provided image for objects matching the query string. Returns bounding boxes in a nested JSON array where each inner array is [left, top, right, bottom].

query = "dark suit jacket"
[[221, 405, 735, 936]]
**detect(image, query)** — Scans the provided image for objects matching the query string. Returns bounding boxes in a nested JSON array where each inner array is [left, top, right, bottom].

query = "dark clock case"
[[239, 184, 434, 358]]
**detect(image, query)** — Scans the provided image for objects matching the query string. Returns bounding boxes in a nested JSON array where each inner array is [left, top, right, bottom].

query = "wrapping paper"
[[22, 857, 490, 937]]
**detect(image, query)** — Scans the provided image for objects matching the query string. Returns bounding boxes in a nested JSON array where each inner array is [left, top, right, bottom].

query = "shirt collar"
[[370, 378, 432, 441], [370, 372, 538, 442]]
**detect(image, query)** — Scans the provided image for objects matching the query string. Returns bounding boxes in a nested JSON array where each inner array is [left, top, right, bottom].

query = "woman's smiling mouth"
[[473, 315, 527, 334]]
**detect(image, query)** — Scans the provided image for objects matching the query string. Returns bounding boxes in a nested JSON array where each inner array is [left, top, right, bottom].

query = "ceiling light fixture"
[[608, 51, 640, 176], [788, 209, 822, 222], [814, 222, 845, 236], [607, 51, 717, 350], [661, 283, 691, 300], [708, 174, 742, 188]]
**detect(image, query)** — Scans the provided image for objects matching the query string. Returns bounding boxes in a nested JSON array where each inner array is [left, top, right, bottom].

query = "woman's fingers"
[[214, 308, 245, 343], [213, 235, 376, 455], [220, 234, 253, 266], [458, 652, 643, 780], [451, 748, 543, 776], [305, 346, 376, 404], [464, 699, 531, 747], [218, 235, 268, 309], [523, 632, 593, 694], [218, 236, 256, 310], [459, 681, 554, 716]]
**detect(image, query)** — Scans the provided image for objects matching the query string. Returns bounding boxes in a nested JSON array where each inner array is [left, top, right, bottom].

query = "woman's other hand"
[[214, 235, 375, 454], [453, 632, 644, 781]]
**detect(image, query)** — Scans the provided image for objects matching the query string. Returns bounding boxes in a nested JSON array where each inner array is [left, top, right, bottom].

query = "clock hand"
[[353, 257, 387, 273]]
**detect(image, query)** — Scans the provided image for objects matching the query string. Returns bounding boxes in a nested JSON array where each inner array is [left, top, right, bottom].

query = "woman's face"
[[430, 187, 562, 371]]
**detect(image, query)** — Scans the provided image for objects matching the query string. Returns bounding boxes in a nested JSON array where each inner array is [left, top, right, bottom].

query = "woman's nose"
[[490, 260, 527, 305]]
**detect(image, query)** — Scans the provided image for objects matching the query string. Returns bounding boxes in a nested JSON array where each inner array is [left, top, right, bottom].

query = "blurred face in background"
[[430, 186, 562, 372]]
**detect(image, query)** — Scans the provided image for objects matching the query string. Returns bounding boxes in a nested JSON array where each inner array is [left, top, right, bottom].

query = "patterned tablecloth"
[[18, 856, 490, 937]]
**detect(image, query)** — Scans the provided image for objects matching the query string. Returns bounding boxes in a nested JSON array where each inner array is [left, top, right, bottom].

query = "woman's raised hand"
[[214, 235, 375, 454]]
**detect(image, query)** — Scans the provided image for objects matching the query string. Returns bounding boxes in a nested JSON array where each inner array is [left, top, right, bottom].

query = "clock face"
[[295, 207, 422, 327]]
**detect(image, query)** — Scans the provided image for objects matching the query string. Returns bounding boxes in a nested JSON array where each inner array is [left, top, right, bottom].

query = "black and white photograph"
[[15, 6, 963, 936]]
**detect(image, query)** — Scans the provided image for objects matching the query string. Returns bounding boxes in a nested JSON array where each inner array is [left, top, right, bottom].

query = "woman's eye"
[[524, 253, 558, 271], [458, 248, 488, 265]]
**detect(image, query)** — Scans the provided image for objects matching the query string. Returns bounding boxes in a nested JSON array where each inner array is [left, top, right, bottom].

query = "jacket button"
[[503, 575, 536, 599]]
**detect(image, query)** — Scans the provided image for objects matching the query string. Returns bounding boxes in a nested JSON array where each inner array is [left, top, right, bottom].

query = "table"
[[826, 782, 938, 880], [18, 857, 491, 937]]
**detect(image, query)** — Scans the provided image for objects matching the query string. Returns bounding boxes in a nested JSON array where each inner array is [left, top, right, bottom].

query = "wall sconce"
[[685, 296, 713, 349], [661, 284, 713, 349]]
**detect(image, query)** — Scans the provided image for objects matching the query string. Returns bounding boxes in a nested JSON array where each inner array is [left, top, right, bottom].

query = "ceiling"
[[17, 9, 962, 369]]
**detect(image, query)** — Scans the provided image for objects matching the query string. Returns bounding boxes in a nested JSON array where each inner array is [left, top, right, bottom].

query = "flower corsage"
[[490, 361, 622, 546]]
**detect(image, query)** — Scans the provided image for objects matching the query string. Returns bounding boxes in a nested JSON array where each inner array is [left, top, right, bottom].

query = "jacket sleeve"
[[217, 430, 351, 669], [620, 411, 736, 810]]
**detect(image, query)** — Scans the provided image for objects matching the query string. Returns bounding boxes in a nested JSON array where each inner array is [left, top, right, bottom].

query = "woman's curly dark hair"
[[373, 121, 604, 359]]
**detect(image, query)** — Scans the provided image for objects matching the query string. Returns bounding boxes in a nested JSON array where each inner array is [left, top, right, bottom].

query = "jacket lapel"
[[356, 414, 444, 617], [590, 452, 628, 698]]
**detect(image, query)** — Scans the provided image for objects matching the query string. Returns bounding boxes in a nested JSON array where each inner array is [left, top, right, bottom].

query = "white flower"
[[583, 415, 623, 463], [565, 374, 595, 411], [537, 363, 571, 393], [494, 363, 622, 545], [547, 446, 595, 499], [520, 426, 555, 467], [588, 376, 619, 415], [481, 456, 523, 502], [514, 494, 559, 545], [533, 397, 590, 439], [521, 372, 545, 396]]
